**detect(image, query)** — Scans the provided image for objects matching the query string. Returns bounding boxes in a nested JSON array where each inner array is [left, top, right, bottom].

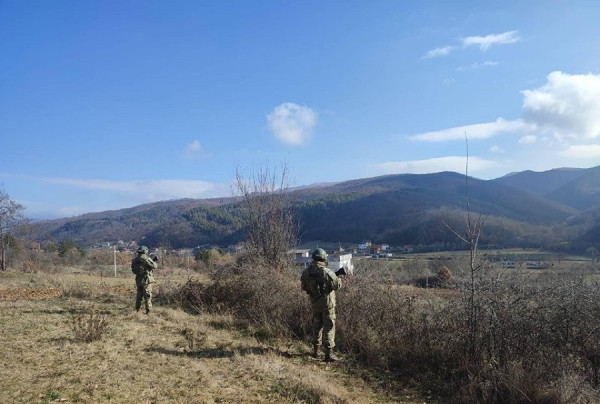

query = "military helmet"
[[137, 245, 149, 255], [312, 248, 328, 262]]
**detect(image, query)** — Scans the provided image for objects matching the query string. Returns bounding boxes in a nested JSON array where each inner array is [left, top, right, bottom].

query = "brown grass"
[[0, 269, 421, 404]]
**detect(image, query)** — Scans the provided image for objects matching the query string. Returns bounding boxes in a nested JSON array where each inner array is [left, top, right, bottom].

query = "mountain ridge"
[[30, 166, 600, 252]]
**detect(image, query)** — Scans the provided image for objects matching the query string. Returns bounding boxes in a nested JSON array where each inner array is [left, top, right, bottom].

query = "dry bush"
[[204, 261, 310, 340], [337, 272, 463, 381], [71, 309, 109, 343], [20, 250, 59, 273], [170, 254, 600, 402]]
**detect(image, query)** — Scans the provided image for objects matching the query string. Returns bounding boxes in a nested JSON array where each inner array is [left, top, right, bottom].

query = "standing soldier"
[[131, 246, 158, 314], [301, 248, 342, 362]]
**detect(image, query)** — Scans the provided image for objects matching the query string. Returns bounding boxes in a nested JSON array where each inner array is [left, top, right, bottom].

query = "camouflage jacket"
[[131, 253, 157, 286], [301, 261, 341, 310]]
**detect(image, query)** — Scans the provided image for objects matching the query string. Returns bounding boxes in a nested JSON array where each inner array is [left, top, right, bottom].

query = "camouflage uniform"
[[131, 246, 157, 314], [301, 250, 342, 361]]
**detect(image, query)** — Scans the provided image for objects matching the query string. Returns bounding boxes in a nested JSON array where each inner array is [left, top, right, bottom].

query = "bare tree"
[[0, 189, 26, 271], [234, 164, 298, 271], [443, 138, 498, 363]]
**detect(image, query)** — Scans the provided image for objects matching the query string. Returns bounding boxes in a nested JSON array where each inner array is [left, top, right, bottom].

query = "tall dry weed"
[[71, 309, 108, 343]]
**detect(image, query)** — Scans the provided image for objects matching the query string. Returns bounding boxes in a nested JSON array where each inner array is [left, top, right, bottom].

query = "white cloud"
[[521, 71, 600, 139], [462, 30, 520, 51], [182, 140, 206, 159], [41, 177, 228, 201], [518, 135, 537, 144], [422, 45, 456, 59], [558, 144, 600, 159], [409, 118, 532, 142], [457, 60, 500, 70], [187, 140, 201, 152], [377, 156, 498, 175], [490, 145, 504, 153], [267, 102, 317, 145]]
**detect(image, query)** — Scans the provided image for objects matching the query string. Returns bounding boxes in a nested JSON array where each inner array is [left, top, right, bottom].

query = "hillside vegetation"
[[30, 167, 600, 252]]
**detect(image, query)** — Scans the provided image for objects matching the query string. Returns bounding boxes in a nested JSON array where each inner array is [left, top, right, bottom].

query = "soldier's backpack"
[[307, 265, 329, 298], [131, 256, 146, 275]]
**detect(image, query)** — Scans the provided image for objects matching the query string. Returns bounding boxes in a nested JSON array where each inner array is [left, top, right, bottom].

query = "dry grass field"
[[0, 269, 430, 404]]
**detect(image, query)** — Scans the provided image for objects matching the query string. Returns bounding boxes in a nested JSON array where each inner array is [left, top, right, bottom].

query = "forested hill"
[[30, 168, 600, 252], [493, 166, 600, 210], [293, 171, 577, 247]]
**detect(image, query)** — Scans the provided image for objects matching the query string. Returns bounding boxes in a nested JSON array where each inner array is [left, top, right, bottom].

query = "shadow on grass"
[[145, 345, 304, 359]]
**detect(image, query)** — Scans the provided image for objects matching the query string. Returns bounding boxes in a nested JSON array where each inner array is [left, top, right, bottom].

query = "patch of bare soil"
[[0, 288, 61, 301]]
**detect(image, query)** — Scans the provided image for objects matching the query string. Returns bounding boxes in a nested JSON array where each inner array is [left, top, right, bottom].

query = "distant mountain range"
[[31, 166, 600, 253]]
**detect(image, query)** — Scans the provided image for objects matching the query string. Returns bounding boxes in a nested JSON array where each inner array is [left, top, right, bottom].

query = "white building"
[[290, 249, 354, 275], [328, 253, 354, 275]]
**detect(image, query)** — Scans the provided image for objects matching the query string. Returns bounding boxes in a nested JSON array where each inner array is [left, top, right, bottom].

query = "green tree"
[[0, 189, 26, 271], [58, 240, 77, 257], [195, 248, 225, 267], [44, 241, 57, 253]]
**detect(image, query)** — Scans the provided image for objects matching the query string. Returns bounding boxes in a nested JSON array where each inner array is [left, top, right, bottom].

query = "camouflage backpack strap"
[[308, 265, 328, 297]]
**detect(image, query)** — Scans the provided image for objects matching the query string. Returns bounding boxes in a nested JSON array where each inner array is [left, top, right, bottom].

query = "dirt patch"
[[0, 288, 61, 301]]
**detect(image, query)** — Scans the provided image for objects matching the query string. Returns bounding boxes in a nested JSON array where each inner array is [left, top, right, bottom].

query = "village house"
[[357, 241, 371, 252], [289, 249, 311, 267]]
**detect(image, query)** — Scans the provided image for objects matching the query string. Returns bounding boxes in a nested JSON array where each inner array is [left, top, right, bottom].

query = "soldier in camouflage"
[[301, 248, 342, 362], [131, 246, 158, 314]]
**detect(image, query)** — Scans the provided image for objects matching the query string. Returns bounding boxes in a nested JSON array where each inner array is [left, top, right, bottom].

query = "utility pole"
[[113, 246, 117, 277]]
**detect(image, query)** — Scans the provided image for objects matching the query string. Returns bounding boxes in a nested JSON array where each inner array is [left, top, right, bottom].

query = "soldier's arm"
[[326, 269, 342, 291], [144, 256, 158, 270]]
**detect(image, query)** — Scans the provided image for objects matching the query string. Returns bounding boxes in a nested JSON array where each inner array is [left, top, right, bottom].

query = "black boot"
[[312, 345, 320, 358], [324, 349, 340, 362]]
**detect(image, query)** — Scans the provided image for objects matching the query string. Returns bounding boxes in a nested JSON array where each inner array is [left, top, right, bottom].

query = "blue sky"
[[1, 1, 600, 219]]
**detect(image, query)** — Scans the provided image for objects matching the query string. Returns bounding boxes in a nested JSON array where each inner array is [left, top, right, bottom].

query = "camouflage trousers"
[[311, 306, 336, 350], [135, 283, 153, 313]]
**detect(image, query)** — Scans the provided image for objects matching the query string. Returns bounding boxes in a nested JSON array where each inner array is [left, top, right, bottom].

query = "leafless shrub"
[[234, 164, 298, 272], [71, 309, 108, 343]]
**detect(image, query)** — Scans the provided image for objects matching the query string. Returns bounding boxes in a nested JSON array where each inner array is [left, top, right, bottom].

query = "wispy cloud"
[[490, 145, 504, 153], [457, 60, 500, 70], [409, 118, 532, 142], [423, 30, 519, 59], [461, 30, 520, 51], [267, 102, 317, 145], [41, 177, 229, 200], [422, 45, 456, 59], [377, 156, 498, 175], [518, 135, 537, 144]]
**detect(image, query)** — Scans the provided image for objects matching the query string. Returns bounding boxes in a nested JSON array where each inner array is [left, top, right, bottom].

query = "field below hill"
[[0, 269, 428, 404]]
